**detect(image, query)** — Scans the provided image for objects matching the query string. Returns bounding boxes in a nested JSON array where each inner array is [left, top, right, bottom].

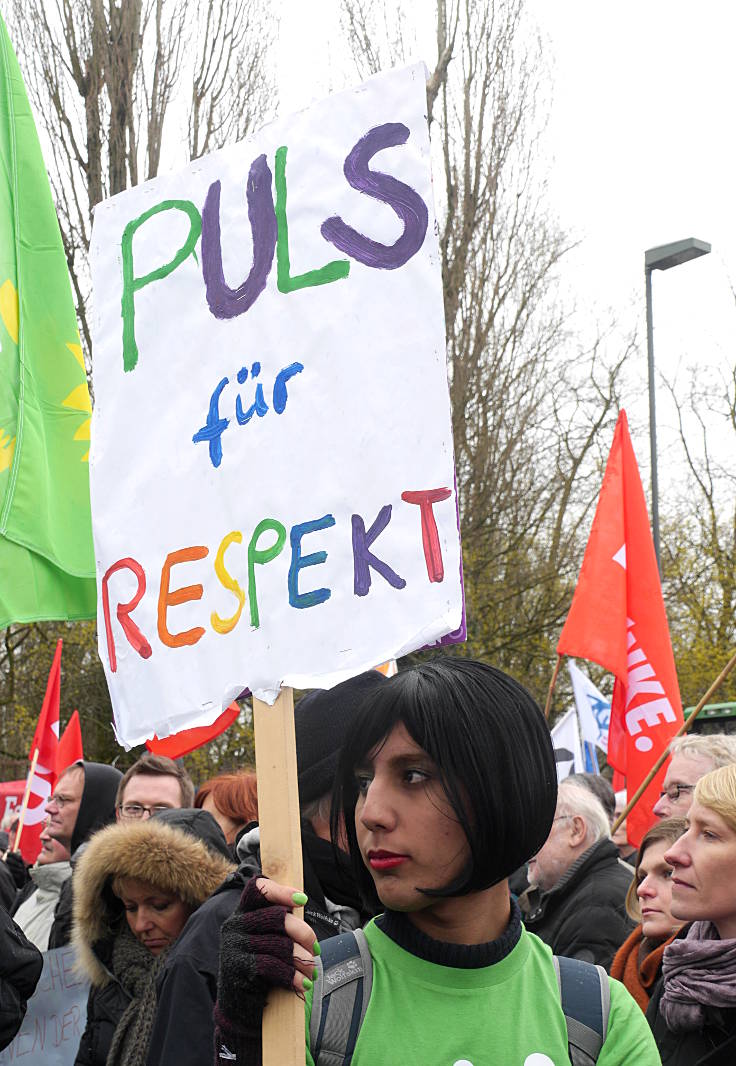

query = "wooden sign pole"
[[253, 687, 305, 1066]]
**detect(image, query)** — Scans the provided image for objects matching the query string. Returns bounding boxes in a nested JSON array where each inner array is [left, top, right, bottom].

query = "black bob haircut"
[[331, 656, 557, 905]]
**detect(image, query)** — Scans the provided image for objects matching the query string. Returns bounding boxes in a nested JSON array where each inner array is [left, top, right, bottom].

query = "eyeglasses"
[[658, 784, 696, 803], [48, 793, 78, 808], [552, 815, 573, 825], [118, 803, 174, 820]]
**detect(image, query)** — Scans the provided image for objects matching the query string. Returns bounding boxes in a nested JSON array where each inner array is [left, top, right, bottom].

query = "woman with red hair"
[[195, 772, 258, 847]]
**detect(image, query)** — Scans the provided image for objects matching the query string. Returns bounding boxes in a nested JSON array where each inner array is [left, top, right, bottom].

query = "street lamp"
[[645, 237, 711, 569]]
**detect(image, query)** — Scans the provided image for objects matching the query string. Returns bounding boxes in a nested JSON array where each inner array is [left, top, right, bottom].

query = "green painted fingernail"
[[292, 891, 308, 906], [313, 941, 321, 956], [303, 977, 313, 992], [313, 966, 318, 980]]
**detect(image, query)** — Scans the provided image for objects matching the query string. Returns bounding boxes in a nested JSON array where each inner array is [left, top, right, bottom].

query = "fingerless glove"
[[214, 877, 299, 1065]]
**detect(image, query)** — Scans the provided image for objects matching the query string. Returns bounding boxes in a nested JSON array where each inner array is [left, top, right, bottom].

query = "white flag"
[[551, 706, 584, 782], [568, 660, 611, 754]]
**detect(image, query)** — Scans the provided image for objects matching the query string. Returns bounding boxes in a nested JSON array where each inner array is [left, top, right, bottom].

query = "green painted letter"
[[247, 518, 287, 628], [275, 147, 350, 293], [121, 199, 202, 372]]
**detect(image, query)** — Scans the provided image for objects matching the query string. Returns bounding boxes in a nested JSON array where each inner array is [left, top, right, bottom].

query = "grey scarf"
[[660, 921, 736, 1033], [106, 924, 168, 1066]]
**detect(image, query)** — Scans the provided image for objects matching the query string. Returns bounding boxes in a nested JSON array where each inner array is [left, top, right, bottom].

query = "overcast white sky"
[[528, 1, 736, 442], [277, 0, 736, 490]]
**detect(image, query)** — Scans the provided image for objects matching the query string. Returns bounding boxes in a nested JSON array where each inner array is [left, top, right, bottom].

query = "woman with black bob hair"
[[214, 656, 660, 1065], [332, 656, 558, 904]]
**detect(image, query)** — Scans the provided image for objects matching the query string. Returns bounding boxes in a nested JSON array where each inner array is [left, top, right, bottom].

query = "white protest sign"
[[90, 64, 463, 747], [0, 947, 89, 1064]]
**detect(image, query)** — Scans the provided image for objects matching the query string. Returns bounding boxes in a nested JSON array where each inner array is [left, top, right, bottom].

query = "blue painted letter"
[[288, 515, 335, 609], [273, 362, 304, 414], [193, 377, 229, 467]]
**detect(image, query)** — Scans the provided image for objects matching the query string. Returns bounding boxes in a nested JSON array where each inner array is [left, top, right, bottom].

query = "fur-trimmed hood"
[[72, 818, 235, 986]]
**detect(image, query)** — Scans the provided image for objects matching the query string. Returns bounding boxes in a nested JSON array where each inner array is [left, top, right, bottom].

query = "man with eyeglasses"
[[652, 734, 736, 819], [115, 753, 194, 821], [45, 764, 84, 850], [46, 762, 122, 855], [520, 780, 634, 969], [44, 760, 122, 948]]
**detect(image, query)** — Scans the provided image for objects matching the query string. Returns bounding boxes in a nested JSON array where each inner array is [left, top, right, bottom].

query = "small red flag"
[[557, 411, 683, 845], [145, 702, 240, 760], [57, 710, 84, 774], [17, 639, 62, 861]]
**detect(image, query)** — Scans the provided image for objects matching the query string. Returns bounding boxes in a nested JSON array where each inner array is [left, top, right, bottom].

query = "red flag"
[[57, 709, 84, 774], [557, 411, 683, 846], [145, 702, 240, 760], [17, 639, 62, 862]]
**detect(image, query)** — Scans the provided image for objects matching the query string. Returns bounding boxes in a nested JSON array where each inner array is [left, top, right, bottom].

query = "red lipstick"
[[368, 850, 408, 870]]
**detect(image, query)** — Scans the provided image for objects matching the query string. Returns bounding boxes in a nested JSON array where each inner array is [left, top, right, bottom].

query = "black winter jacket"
[[146, 823, 369, 1066], [0, 909, 43, 1051], [73, 936, 131, 1066], [0, 862, 17, 913], [520, 837, 634, 969], [646, 947, 736, 1065]]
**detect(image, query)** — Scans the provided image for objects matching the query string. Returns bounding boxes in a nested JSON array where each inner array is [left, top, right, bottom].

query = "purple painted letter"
[[202, 154, 277, 319], [352, 505, 407, 596], [321, 123, 428, 270]]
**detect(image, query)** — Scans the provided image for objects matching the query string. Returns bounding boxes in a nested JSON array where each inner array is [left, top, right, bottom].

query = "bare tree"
[[0, 620, 115, 778], [342, 0, 628, 696], [188, 0, 273, 161], [9, 0, 274, 364], [661, 366, 736, 706], [341, 1, 410, 81], [340, 0, 456, 125]]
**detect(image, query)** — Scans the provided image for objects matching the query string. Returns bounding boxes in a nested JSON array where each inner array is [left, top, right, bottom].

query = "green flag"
[[0, 12, 96, 626]]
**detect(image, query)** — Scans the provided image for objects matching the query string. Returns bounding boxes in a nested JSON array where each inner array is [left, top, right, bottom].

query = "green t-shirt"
[[305, 920, 661, 1066]]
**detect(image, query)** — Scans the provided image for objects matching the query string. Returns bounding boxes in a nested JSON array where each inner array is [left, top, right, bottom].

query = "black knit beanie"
[[295, 671, 387, 805]]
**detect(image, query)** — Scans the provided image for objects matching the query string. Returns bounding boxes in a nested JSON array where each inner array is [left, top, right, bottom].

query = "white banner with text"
[[90, 64, 462, 747]]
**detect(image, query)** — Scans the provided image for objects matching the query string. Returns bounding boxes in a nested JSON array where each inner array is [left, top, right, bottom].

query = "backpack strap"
[[310, 928, 373, 1066], [553, 955, 611, 1066]]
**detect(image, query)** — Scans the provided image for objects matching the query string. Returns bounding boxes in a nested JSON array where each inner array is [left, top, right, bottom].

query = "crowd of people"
[[1, 658, 736, 1064]]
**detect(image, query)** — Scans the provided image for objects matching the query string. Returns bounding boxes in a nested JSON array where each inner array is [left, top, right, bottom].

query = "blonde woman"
[[648, 762, 736, 1063]]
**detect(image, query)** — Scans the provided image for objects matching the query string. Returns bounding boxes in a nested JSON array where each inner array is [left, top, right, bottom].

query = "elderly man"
[[519, 779, 633, 968], [652, 733, 736, 819], [10, 824, 71, 950]]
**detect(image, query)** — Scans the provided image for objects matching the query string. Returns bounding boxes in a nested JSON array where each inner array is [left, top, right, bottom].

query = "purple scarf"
[[660, 921, 736, 1033]]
